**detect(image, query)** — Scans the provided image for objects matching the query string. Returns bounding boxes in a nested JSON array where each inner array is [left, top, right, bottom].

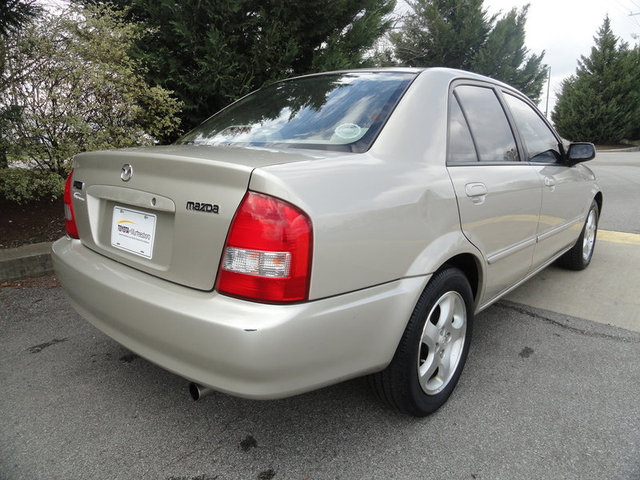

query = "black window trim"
[[446, 79, 527, 167], [449, 91, 480, 163], [497, 88, 565, 165]]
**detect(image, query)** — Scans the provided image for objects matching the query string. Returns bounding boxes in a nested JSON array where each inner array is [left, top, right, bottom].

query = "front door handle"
[[544, 176, 556, 191]]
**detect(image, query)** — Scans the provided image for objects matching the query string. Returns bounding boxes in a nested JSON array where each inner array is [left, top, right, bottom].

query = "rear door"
[[446, 83, 542, 303]]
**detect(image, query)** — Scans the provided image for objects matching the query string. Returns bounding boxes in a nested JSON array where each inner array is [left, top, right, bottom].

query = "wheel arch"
[[439, 253, 482, 306], [405, 230, 485, 311], [594, 191, 603, 217]]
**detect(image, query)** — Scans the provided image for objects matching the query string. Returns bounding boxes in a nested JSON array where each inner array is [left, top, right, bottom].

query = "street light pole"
[[545, 67, 551, 118]]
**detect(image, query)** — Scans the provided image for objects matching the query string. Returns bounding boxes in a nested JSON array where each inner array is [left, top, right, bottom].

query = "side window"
[[454, 85, 519, 162], [504, 93, 561, 163], [448, 95, 478, 163]]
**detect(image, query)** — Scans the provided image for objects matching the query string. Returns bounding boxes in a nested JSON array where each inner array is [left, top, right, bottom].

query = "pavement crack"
[[27, 337, 68, 353], [496, 302, 640, 343]]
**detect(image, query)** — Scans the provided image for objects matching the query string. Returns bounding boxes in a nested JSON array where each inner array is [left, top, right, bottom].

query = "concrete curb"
[[596, 146, 640, 152], [0, 242, 54, 283]]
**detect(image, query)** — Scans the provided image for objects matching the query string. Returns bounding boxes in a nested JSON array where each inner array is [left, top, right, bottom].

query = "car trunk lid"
[[69, 145, 316, 290]]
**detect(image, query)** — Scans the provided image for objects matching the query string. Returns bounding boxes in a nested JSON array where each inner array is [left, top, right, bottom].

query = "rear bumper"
[[52, 237, 427, 399]]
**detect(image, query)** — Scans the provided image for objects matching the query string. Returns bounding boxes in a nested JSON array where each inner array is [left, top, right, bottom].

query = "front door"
[[500, 92, 593, 268]]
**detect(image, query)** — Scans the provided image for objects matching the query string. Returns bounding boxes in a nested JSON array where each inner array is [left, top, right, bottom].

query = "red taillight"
[[216, 191, 313, 303], [63, 170, 79, 239]]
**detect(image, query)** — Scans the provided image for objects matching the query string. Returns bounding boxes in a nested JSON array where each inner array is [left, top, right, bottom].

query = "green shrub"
[[0, 168, 65, 204]]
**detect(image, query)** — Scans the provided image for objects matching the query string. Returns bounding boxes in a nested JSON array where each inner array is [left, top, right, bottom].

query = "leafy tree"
[[78, 0, 396, 137], [0, 167, 64, 204], [0, 4, 182, 177], [552, 17, 640, 143], [390, 0, 548, 101]]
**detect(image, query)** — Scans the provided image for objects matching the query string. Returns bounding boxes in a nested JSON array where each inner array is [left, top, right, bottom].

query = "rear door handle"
[[465, 182, 488, 204], [544, 177, 556, 187], [465, 182, 488, 197]]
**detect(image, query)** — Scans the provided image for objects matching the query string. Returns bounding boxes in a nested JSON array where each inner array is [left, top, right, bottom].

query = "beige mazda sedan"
[[52, 68, 601, 416]]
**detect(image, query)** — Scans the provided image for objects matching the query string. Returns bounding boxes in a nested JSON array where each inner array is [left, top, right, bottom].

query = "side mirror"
[[567, 142, 596, 164]]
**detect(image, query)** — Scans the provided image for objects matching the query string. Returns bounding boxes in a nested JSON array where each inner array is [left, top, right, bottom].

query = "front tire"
[[556, 199, 599, 270], [370, 267, 474, 416]]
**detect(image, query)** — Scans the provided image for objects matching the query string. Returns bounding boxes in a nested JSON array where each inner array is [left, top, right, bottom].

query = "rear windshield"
[[176, 72, 416, 153]]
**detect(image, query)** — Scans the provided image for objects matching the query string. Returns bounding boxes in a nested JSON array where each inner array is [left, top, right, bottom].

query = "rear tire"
[[556, 200, 599, 271], [370, 267, 473, 416]]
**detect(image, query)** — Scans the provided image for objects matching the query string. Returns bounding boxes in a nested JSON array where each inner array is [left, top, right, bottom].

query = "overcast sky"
[[482, 0, 640, 113], [396, 0, 640, 114]]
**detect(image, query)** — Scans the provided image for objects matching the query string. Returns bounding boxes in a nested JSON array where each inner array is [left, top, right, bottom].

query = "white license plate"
[[111, 206, 157, 259]]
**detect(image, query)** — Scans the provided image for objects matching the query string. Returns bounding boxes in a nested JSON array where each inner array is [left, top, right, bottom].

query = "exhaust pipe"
[[188, 382, 215, 401]]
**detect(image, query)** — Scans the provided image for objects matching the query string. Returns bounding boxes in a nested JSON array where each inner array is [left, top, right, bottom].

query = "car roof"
[[287, 67, 504, 84], [280, 67, 515, 93]]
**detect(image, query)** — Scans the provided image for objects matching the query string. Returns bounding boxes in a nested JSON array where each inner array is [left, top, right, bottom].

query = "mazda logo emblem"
[[120, 164, 133, 182]]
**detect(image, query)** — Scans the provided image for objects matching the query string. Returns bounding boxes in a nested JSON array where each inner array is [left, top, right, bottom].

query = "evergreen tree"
[[392, 0, 493, 69], [391, 0, 548, 101], [552, 17, 640, 143], [0, 0, 40, 37], [1, 1, 41, 168], [471, 6, 547, 99], [627, 47, 640, 140], [83, 0, 396, 138]]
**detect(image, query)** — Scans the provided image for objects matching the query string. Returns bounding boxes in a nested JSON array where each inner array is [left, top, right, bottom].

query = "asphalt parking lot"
[[1, 151, 639, 479], [1, 283, 638, 480]]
